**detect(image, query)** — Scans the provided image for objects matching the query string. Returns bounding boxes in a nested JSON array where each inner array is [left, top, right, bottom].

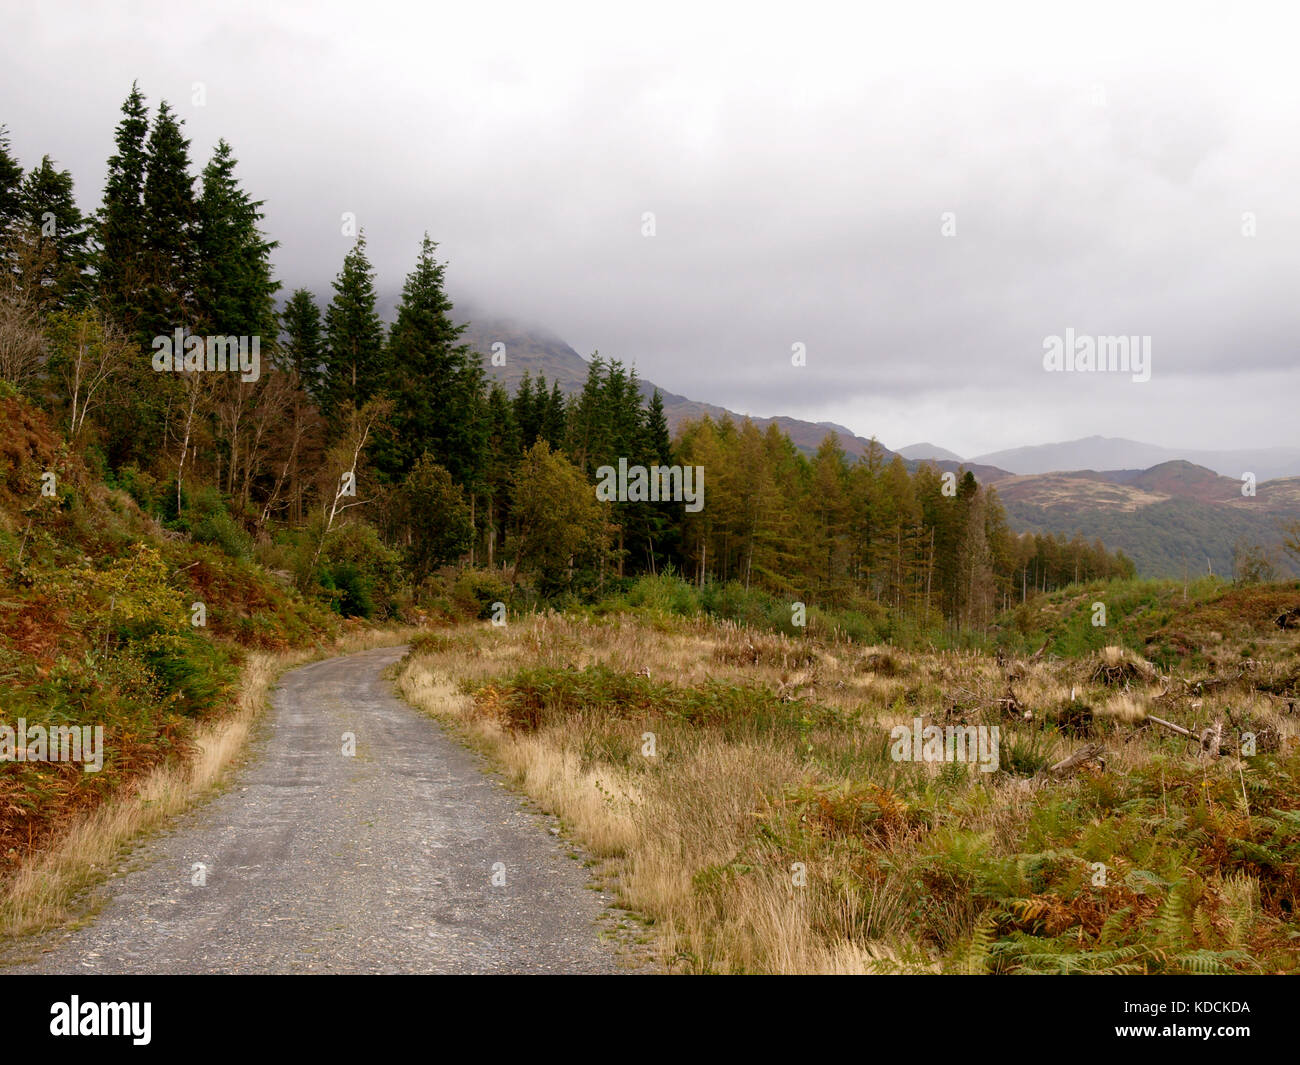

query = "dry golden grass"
[[0, 626, 412, 940], [396, 610, 1300, 974], [396, 617, 998, 971]]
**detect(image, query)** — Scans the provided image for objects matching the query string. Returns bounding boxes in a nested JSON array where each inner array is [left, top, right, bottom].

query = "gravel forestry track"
[[1, 645, 626, 974]]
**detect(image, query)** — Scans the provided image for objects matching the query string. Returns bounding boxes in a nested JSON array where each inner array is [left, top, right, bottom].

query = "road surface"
[[1, 645, 627, 974]]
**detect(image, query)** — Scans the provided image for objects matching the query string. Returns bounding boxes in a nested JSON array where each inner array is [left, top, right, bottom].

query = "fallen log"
[[1146, 713, 1232, 756], [1145, 713, 1194, 738], [1049, 742, 1105, 776]]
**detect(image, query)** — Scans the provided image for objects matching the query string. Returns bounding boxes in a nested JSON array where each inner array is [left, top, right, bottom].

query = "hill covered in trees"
[[1, 82, 1143, 638]]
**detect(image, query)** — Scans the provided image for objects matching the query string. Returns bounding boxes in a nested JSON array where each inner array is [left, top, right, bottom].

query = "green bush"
[[318, 522, 404, 618], [452, 569, 511, 619], [188, 508, 253, 560], [143, 630, 236, 716]]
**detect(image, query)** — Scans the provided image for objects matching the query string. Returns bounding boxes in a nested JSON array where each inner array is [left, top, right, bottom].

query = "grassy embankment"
[[397, 573, 1300, 973], [0, 391, 415, 936]]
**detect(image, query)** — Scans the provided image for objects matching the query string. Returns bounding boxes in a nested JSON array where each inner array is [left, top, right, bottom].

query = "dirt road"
[[2, 646, 625, 974]]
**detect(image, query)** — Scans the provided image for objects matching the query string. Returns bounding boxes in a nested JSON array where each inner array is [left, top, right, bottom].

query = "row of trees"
[[1, 83, 1136, 627], [671, 420, 1134, 629]]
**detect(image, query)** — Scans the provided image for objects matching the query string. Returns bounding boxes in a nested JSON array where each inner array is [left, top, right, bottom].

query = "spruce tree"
[[322, 230, 385, 421], [194, 138, 279, 338], [140, 100, 197, 337], [0, 125, 24, 232], [484, 381, 520, 566], [642, 389, 672, 464], [97, 83, 150, 329], [378, 233, 486, 486], [541, 380, 568, 445], [18, 155, 91, 308], [281, 287, 325, 397], [513, 370, 538, 448]]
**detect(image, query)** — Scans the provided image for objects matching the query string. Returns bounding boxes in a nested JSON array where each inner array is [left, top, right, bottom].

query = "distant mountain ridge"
[[972, 435, 1300, 483], [996, 461, 1300, 578], [897, 442, 965, 463], [459, 314, 891, 461]]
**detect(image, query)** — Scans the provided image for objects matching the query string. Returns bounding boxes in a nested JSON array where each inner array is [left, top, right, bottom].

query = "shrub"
[[317, 521, 404, 618], [453, 569, 511, 619]]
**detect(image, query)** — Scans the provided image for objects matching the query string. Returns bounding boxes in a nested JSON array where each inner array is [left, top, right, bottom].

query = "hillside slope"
[[0, 389, 338, 875], [999, 462, 1300, 578], [460, 315, 889, 460]]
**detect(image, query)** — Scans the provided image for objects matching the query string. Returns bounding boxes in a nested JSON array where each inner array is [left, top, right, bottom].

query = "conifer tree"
[[17, 155, 91, 308], [378, 233, 486, 486], [97, 83, 150, 329], [0, 125, 26, 233], [483, 381, 520, 566], [140, 100, 197, 338], [194, 139, 279, 338], [541, 380, 567, 446], [513, 369, 539, 448], [281, 288, 325, 397], [322, 230, 385, 422]]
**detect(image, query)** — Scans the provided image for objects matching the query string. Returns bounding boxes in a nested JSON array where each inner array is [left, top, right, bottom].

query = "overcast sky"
[[3, 0, 1296, 456]]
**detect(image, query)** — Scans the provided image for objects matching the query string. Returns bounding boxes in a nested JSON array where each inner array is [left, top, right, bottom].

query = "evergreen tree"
[[97, 83, 150, 329], [322, 230, 385, 422], [483, 381, 520, 566], [566, 354, 608, 472], [513, 369, 539, 448], [280, 288, 325, 397], [194, 139, 279, 338], [0, 125, 25, 232], [17, 155, 91, 308], [642, 389, 672, 463], [378, 233, 486, 486], [541, 379, 567, 446], [140, 99, 197, 337]]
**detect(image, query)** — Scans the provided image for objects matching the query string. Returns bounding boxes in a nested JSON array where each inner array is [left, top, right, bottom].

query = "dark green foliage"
[[316, 521, 404, 618], [194, 139, 279, 337], [322, 230, 386, 421], [142, 629, 236, 716], [97, 83, 150, 330], [139, 100, 197, 338], [280, 287, 325, 397], [0, 123, 24, 229], [377, 234, 487, 486], [396, 453, 474, 582], [16, 154, 91, 307]]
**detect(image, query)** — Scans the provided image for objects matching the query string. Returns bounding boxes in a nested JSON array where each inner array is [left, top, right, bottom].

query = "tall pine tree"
[[280, 287, 325, 397], [0, 125, 24, 232], [377, 233, 486, 486], [194, 139, 279, 338], [97, 83, 150, 329], [322, 230, 385, 422], [18, 155, 91, 309], [140, 100, 197, 338]]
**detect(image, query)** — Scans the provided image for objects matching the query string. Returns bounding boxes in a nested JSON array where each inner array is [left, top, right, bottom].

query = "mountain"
[[973, 435, 1300, 482], [897, 442, 964, 463], [460, 314, 890, 460], [996, 461, 1300, 578]]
